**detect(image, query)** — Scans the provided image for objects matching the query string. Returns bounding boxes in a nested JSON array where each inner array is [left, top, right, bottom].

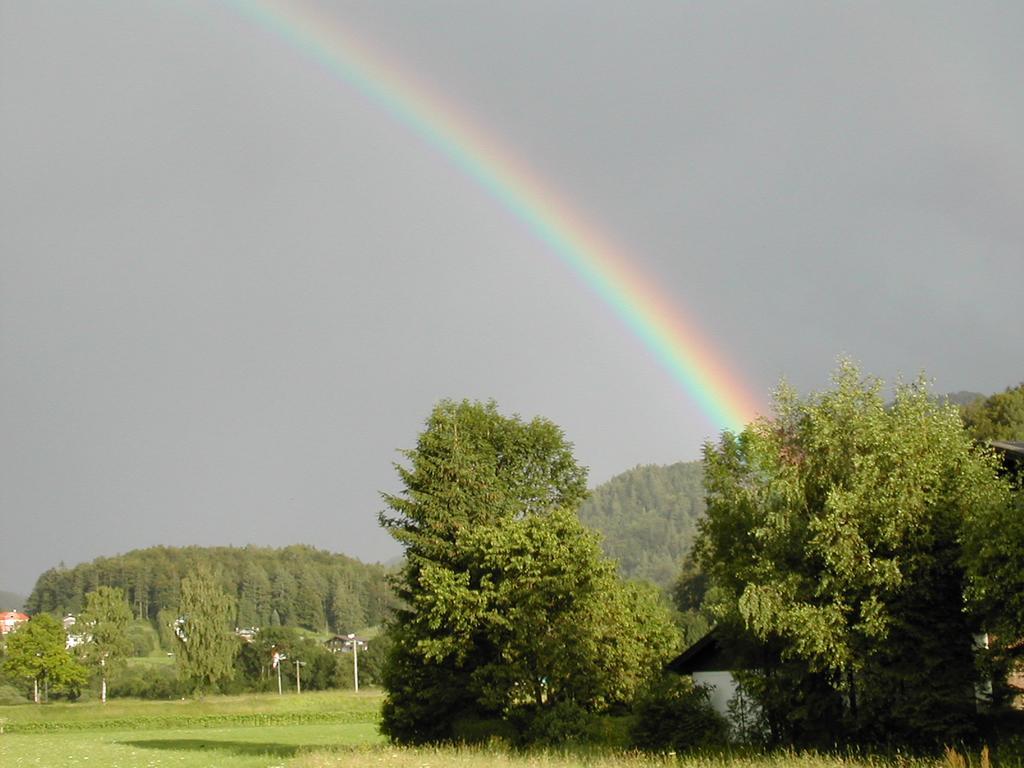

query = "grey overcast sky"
[[2, 1, 1022, 596]]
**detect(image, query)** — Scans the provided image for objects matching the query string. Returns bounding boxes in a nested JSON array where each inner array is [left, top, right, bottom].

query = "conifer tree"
[[379, 400, 677, 744]]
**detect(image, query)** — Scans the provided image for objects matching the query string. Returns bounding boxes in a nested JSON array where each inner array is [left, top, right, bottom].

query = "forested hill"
[[25, 544, 394, 633], [578, 461, 705, 589]]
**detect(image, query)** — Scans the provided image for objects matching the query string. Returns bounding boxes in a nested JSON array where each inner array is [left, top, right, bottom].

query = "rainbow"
[[224, 0, 761, 433]]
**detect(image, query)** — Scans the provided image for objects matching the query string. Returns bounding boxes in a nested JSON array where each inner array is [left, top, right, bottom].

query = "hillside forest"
[[25, 545, 394, 636]]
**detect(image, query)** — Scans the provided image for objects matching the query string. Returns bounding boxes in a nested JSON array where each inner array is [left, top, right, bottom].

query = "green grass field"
[[0, 691, 1000, 768], [125, 654, 175, 668], [0, 690, 383, 767]]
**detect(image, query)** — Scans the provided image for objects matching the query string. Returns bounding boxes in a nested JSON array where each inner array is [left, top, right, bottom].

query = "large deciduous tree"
[[3, 613, 88, 703], [78, 586, 133, 703], [379, 400, 677, 744], [697, 362, 1008, 747], [174, 567, 237, 694]]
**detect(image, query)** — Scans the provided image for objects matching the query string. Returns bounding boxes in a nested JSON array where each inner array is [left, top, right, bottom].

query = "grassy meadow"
[[0, 690, 383, 767], [0, 690, 1010, 768]]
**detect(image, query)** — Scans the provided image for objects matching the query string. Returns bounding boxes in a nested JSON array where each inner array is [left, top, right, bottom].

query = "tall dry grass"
[[292, 745, 949, 768]]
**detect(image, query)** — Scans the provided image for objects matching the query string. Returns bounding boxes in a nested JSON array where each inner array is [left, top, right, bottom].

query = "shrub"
[[516, 701, 600, 747], [451, 713, 518, 745], [0, 683, 27, 704], [631, 674, 728, 752], [107, 663, 187, 700]]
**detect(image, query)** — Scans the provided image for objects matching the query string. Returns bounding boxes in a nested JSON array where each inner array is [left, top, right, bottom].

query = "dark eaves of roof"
[[990, 440, 1024, 457]]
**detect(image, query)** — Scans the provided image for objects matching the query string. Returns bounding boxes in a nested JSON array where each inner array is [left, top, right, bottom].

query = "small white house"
[[667, 628, 760, 733]]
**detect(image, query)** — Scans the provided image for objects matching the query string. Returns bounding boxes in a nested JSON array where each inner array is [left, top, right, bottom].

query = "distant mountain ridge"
[[578, 461, 705, 589]]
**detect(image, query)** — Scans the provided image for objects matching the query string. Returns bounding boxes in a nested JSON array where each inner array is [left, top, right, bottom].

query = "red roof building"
[[0, 611, 29, 635]]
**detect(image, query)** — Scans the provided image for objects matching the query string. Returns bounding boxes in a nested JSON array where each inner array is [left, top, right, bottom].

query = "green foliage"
[[107, 661, 186, 699], [416, 508, 677, 713], [175, 567, 237, 694], [380, 622, 478, 744], [156, 607, 179, 651], [631, 675, 728, 752], [351, 631, 389, 688], [2, 613, 88, 701], [379, 400, 678, 745], [125, 619, 160, 656], [0, 682, 26, 704], [234, 626, 345, 694], [515, 700, 600, 747], [697, 361, 1009, 747], [961, 383, 1024, 441], [962, 488, 1024, 705], [25, 544, 395, 636], [450, 713, 519, 745], [331, 579, 367, 633], [77, 586, 133, 698], [579, 462, 705, 588], [671, 553, 712, 646]]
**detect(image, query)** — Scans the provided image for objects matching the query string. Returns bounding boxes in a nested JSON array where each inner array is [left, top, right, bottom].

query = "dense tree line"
[[578, 462, 705, 588], [25, 544, 394, 634], [1, 581, 389, 702]]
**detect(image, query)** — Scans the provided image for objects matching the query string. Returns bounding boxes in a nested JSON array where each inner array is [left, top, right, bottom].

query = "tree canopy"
[[697, 362, 1009, 747], [174, 567, 237, 694], [78, 586, 133, 703], [26, 544, 394, 635], [3, 613, 87, 702], [379, 400, 678, 745]]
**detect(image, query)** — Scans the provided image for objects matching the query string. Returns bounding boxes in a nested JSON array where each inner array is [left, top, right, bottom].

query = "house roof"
[[990, 440, 1024, 476], [0, 612, 29, 634], [667, 628, 721, 674], [991, 440, 1024, 456], [666, 627, 749, 674]]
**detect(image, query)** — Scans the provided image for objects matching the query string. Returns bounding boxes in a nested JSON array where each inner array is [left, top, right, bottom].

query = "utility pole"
[[272, 649, 286, 695], [100, 655, 107, 705], [295, 659, 305, 694], [347, 634, 359, 692]]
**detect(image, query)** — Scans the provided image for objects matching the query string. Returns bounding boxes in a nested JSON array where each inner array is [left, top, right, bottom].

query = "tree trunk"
[[847, 667, 858, 721]]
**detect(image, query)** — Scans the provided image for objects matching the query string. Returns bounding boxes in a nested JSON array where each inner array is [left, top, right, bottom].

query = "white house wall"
[[692, 670, 739, 717]]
